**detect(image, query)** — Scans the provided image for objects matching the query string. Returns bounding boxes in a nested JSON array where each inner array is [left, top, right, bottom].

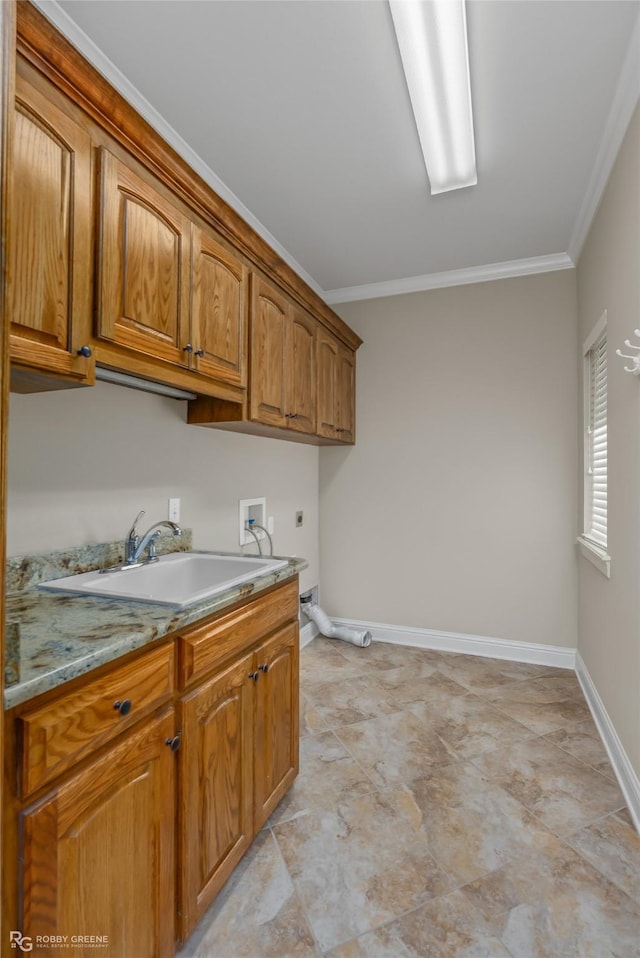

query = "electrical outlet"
[[168, 498, 180, 522], [295, 511, 303, 527]]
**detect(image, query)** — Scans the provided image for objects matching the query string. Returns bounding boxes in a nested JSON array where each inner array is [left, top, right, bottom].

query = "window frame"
[[577, 310, 610, 578]]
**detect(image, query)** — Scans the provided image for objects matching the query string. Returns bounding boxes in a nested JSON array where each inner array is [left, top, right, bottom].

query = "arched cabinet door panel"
[[19, 709, 176, 958], [10, 68, 93, 387], [190, 225, 248, 387], [97, 147, 191, 367]]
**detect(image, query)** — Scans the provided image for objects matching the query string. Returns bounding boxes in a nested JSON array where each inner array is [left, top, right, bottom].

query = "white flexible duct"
[[303, 601, 372, 648]]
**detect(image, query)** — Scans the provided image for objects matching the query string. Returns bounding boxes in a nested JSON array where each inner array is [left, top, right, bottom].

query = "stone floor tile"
[[177, 829, 318, 958], [272, 787, 454, 953], [300, 639, 364, 689], [565, 810, 640, 900], [461, 831, 640, 958], [300, 692, 331, 737], [303, 672, 402, 729], [544, 722, 616, 780], [268, 730, 376, 826], [328, 639, 446, 673], [471, 736, 625, 835], [435, 652, 569, 695], [405, 761, 556, 885], [483, 674, 592, 734], [378, 667, 469, 710], [325, 890, 512, 958], [408, 692, 535, 761], [335, 710, 455, 787]]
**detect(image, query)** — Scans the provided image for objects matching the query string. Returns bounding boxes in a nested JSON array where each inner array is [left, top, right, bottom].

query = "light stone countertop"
[[4, 536, 306, 710]]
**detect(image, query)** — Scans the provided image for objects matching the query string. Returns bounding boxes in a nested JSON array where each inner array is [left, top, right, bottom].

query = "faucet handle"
[[125, 510, 146, 563], [126, 510, 145, 541]]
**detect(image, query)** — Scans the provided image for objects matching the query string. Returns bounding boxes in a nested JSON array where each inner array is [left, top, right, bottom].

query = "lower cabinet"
[[19, 709, 176, 958], [178, 650, 255, 936], [4, 578, 300, 957], [177, 603, 299, 940], [253, 622, 299, 829]]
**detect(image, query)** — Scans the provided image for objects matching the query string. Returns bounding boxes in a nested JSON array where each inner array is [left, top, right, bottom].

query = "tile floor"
[[178, 639, 640, 958]]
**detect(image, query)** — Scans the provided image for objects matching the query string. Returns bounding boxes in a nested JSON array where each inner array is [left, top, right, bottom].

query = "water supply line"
[[244, 518, 274, 556], [300, 595, 372, 648]]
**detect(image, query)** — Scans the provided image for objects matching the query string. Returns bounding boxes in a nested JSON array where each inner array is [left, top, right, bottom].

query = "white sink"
[[38, 552, 289, 608]]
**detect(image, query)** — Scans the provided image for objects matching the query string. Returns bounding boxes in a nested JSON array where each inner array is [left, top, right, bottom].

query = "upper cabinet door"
[[288, 308, 317, 435], [9, 71, 93, 384], [317, 326, 339, 439], [97, 148, 191, 366], [190, 226, 248, 388], [249, 275, 290, 427], [337, 345, 355, 443]]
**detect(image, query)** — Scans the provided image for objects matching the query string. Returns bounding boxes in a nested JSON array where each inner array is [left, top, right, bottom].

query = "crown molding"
[[31, 0, 326, 302], [324, 252, 575, 305], [568, 15, 640, 264]]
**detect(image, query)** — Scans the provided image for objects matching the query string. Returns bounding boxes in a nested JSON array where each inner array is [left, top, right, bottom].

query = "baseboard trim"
[[575, 653, 640, 833], [331, 617, 577, 670], [299, 621, 318, 650]]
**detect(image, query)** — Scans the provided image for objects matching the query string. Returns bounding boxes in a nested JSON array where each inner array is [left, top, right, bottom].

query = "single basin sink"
[[38, 552, 289, 608]]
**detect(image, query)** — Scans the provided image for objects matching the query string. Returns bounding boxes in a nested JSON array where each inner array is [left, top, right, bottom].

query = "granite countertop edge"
[[5, 552, 307, 711]]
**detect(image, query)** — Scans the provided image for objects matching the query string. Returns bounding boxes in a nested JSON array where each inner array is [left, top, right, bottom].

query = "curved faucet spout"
[[131, 520, 182, 564]]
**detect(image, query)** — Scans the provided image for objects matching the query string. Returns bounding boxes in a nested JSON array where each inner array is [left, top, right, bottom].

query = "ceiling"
[[42, 0, 640, 303]]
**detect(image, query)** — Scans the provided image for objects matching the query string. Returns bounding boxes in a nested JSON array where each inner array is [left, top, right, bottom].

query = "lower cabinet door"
[[19, 710, 176, 958], [253, 623, 299, 830], [178, 651, 255, 940]]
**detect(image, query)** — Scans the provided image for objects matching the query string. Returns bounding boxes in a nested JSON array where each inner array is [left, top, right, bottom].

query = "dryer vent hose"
[[302, 600, 372, 648]]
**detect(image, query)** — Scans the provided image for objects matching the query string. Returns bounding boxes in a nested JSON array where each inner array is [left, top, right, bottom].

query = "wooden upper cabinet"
[[317, 325, 340, 439], [337, 344, 355, 443], [97, 148, 191, 367], [9, 69, 94, 387], [190, 225, 248, 387], [289, 307, 317, 435], [249, 275, 290, 427], [317, 326, 355, 443], [249, 277, 317, 434]]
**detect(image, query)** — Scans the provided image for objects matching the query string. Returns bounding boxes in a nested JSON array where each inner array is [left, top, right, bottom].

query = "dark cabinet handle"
[[258, 663, 269, 674], [194, 348, 205, 357], [248, 671, 260, 682], [77, 346, 92, 358], [113, 699, 132, 716], [165, 735, 181, 752], [183, 343, 193, 353]]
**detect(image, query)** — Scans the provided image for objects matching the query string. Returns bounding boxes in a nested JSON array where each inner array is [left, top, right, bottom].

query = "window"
[[579, 311, 610, 576]]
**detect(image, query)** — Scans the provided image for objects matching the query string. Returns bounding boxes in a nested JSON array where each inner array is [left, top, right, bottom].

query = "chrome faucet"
[[125, 511, 182, 565]]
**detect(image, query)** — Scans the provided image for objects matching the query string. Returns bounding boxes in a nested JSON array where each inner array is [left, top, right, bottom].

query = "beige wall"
[[576, 104, 640, 774], [320, 270, 578, 649], [7, 381, 319, 594]]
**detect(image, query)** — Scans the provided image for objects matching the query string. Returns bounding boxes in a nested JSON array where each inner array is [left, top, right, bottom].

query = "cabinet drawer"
[[179, 578, 298, 687], [19, 643, 174, 797]]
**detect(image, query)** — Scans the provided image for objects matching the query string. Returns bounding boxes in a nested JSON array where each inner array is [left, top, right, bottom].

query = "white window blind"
[[585, 329, 607, 548]]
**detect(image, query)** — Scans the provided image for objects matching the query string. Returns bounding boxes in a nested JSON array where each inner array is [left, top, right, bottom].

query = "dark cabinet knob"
[[183, 343, 193, 353], [248, 671, 260, 682], [165, 735, 181, 752], [258, 663, 269, 674], [77, 346, 92, 358], [113, 699, 132, 716], [194, 348, 205, 357]]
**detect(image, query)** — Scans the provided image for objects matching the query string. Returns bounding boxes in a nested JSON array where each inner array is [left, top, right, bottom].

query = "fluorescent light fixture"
[[390, 0, 477, 194]]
